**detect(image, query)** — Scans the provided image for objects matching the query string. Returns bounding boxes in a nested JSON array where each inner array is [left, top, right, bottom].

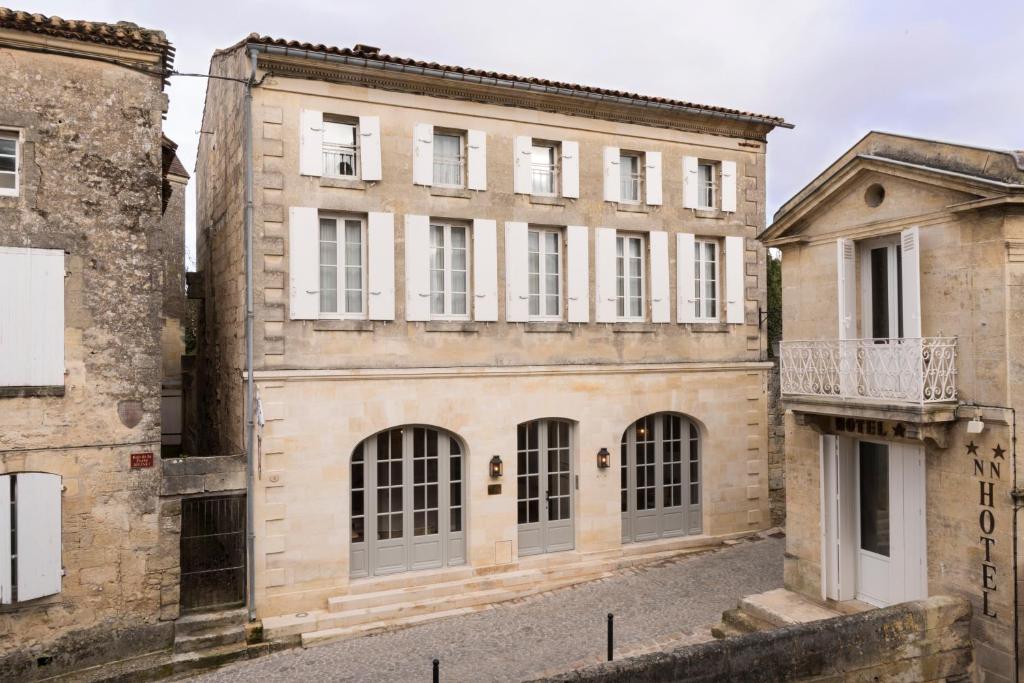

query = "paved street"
[[188, 534, 783, 683]]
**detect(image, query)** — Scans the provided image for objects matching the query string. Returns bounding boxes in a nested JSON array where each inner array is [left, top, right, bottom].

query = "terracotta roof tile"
[[0, 6, 172, 62]]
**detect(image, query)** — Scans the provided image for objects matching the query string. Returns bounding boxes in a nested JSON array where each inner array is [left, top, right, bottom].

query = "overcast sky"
[[23, 0, 1024, 260]]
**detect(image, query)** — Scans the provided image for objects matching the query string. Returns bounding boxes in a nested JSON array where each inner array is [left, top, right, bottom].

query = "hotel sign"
[[969, 439, 1005, 619]]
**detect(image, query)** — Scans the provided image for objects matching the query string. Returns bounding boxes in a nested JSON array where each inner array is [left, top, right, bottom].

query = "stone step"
[[301, 605, 482, 648], [738, 588, 841, 628], [721, 607, 774, 634], [710, 622, 744, 640], [173, 625, 246, 654], [346, 565, 477, 596], [175, 607, 248, 638]]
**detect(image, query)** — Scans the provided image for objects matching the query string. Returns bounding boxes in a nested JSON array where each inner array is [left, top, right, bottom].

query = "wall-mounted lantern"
[[489, 455, 503, 479], [597, 447, 611, 469]]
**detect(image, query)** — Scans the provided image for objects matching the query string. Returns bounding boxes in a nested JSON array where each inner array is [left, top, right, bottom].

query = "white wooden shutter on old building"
[[367, 212, 395, 321], [725, 236, 746, 324], [358, 115, 382, 181], [404, 214, 431, 321], [900, 226, 922, 338], [513, 136, 532, 194], [837, 238, 857, 339], [13, 473, 63, 602], [649, 230, 670, 323], [677, 232, 697, 323], [0, 247, 64, 387], [682, 156, 699, 209], [473, 219, 498, 321], [602, 147, 620, 203], [561, 141, 580, 199], [412, 123, 434, 186], [566, 225, 590, 323], [645, 152, 663, 206], [467, 129, 487, 191], [721, 160, 738, 213], [595, 227, 618, 322], [0, 476, 10, 604], [288, 207, 320, 320], [504, 221, 529, 322], [299, 109, 324, 177]]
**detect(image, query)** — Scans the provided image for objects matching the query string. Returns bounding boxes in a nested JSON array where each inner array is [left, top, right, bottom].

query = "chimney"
[[353, 44, 381, 56]]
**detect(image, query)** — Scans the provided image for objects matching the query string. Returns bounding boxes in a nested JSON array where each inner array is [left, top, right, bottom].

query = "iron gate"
[[180, 494, 246, 611]]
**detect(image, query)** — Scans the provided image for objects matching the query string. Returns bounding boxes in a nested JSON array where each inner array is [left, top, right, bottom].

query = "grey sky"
[[19, 1, 1024, 260]]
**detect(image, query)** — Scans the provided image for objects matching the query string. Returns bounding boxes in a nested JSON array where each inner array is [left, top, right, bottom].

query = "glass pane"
[[859, 442, 890, 556], [629, 238, 641, 259], [451, 227, 466, 250], [451, 507, 462, 533], [0, 156, 14, 173], [324, 121, 356, 146], [0, 138, 15, 155], [0, 173, 13, 189]]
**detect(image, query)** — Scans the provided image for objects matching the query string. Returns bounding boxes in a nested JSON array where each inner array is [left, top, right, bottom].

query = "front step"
[[175, 607, 248, 638], [713, 588, 843, 640], [174, 607, 248, 655]]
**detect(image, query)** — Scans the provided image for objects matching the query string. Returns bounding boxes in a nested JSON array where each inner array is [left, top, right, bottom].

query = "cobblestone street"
[[188, 534, 783, 683]]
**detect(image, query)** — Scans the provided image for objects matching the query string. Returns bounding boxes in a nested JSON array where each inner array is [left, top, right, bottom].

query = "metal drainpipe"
[[244, 47, 257, 622]]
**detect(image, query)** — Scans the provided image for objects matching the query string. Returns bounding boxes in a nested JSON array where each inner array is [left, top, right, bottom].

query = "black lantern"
[[597, 447, 611, 469], [489, 455, 503, 479]]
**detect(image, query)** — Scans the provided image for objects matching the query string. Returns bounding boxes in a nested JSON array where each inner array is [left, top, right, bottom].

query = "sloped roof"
[[234, 34, 790, 129]]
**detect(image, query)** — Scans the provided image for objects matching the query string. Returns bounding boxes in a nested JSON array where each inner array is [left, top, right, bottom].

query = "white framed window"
[[430, 222, 471, 318], [0, 130, 18, 196], [433, 131, 464, 187], [323, 119, 358, 178], [528, 228, 562, 319], [319, 215, 366, 318], [531, 143, 559, 196], [616, 233, 645, 320], [619, 153, 642, 203], [693, 238, 719, 320], [1, 472, 62, 604], [698, 162, 717, 209]]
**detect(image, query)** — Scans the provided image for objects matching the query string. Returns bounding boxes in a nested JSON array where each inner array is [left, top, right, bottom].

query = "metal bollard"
[[607, 613, 614, 661], [433, 658, 439, 683]]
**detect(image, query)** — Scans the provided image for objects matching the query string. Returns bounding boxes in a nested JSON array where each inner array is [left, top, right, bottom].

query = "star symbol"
[[966, 441, 979, 456], [892, 423, 906, 438], [993, 444, 1006, 460]]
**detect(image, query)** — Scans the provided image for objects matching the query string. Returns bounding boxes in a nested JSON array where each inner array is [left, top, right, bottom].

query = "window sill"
[[524, 322, 572, 333], [319, 177, 367, 190], [529, 195, 565, 207], [424, 321, 478, 333], [0, 385, 65, 398], [693, 208, 724, 220], [616, 203, 650, 214], [611, 323, 657, 333], [688, 322, 729, 333], [430, 187, 472, 199], [313, 319, 374, 332]]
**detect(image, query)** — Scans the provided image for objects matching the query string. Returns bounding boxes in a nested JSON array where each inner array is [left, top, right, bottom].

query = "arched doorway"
[[516, 419, 574, 556], [350, 426, 466, 578], [620, 413, 701, 543]]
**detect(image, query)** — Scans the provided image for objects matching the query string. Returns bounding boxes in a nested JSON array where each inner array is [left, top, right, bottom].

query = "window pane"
[[859, 442, 890, 556], [0, 138, 15, 155], [324, 121, 356, 146], [0, 156, 13, 173], [0, 173, 13, 189]]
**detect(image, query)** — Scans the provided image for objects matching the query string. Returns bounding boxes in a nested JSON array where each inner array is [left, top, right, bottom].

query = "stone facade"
[[0, 10, 181, 680], [762, 132, 1024, 682], [196, 38, 788, 626]]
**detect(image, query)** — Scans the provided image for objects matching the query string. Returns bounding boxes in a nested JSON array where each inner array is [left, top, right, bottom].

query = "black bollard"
[[433, 658, 439, 683], [607, 613, 614, 661]]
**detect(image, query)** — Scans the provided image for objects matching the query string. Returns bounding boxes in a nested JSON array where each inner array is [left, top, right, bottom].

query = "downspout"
[[244, 46, 257, 623]]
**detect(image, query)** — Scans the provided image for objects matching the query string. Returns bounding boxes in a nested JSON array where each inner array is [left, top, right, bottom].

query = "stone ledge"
[[424, 321, 479, 333], [615, 202, 650, 214], [429, 187, 472, 199], [689, 323, 729, 333], [529, 195, 565, 207], [693, 208, 726, 220], [611, 323, 659, 333], [523, 322, 573, 334], [0, 385, 65, 398], [319, 177, 366, 190], [312, 319, 374, 332]]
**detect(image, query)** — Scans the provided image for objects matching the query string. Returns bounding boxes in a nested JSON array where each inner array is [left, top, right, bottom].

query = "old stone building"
[[0, 8, 183, 679], [762, 132, 1024, 681], [195, 35, 790, 643]]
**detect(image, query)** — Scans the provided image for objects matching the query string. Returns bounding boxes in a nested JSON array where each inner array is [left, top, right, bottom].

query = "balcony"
[[780, 338, 958, 408]]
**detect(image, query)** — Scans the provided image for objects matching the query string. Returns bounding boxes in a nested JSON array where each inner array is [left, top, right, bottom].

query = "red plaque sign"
[[130, 452, 154, 469]]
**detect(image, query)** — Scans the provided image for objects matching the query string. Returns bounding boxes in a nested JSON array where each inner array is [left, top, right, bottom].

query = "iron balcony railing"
[[532, 163, 558, 195], [780, 337, 958, 405], [433, 154, 464, 187], [323, 143, 358, 178]]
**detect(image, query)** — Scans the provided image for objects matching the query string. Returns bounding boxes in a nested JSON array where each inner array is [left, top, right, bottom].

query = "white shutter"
[[0, 247, 64, 387], [367, 212, 395, 321], [721, 160, 738, 213], [0, 475, 9, 604], [595, 227, 618, 322], [645, 152, 663, 206], [473, 219, 498, 321], [412, 123, 434, 186], [649, 231, 670, 323], [837, 239, 857, 339], [725, 236, 746, 324], [467, 129, 487, 191], [561, 141, 580, 199], [513, 136, 532, 194], [404, 214, 431, 321], [677, 233, 697, 323], [682, 156, 699, 209], [359, 115, 382, 181], [900, 226, 922, 338], [299, 109, 324, 177], [504, 222, 529, 322], [566, 225, 590, 323], [16, 473, 62, 602], [288, 207, 320, 320], [602, 147, 620, 203]]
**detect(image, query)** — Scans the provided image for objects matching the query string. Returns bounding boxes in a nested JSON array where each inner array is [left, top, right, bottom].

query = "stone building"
[[195, 35, 790, 642], [762, 132, 1024, 681], [0, 8, 183, 679]]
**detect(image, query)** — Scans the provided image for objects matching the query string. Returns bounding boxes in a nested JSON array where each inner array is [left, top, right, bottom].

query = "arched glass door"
[[620, 413, 701, 543], [517, 419, 574, 556], [350, 426, 465, 577]]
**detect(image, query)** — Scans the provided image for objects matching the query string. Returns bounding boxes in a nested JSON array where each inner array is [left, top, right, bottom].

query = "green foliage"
[[767, 251, 782, 356]]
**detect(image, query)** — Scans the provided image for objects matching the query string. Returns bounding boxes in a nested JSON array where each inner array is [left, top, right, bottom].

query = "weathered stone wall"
[[534, 596, 974, 682], [161, 173, 188, 381], [767, 359, 785, 527], [0, 34, 175, 681]]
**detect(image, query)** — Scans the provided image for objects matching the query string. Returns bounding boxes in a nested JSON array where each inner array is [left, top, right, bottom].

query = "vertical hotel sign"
[[969, 439, 1005, 619]]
